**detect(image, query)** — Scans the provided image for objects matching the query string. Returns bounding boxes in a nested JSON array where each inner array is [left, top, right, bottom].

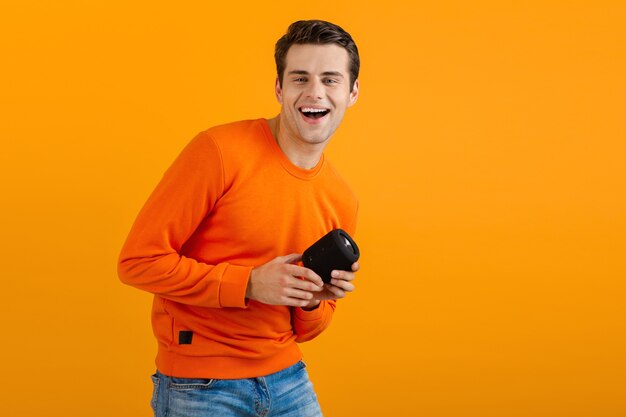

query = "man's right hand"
[[246, 254, 324, 307]]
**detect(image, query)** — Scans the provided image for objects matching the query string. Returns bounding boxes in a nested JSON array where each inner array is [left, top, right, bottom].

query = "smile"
[[299, 107, 330, 120]]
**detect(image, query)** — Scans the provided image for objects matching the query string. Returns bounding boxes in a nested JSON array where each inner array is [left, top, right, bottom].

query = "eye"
[[294, 77, 307, 83]]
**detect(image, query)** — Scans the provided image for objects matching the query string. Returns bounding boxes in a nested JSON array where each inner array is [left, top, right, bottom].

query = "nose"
[[304, 78, 324, 100]]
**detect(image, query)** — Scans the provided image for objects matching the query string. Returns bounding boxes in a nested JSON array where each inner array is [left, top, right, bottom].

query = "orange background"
[[1, 1, 625, 416]]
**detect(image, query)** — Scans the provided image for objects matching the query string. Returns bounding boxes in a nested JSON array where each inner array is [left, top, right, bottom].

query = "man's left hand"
[[301, 261, 359, 310]]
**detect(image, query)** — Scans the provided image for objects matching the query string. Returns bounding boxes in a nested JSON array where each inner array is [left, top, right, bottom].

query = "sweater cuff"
[[219, 264, 253, 308], [294, 301, 326, 321]]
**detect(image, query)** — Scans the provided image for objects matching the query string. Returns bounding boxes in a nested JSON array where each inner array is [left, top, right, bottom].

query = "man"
[[118, 19, 360, 417]]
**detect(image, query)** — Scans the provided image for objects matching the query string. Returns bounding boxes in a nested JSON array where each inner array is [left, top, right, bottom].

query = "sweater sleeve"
[[117, 132, 252, 308], [291, 300, 337, 342]]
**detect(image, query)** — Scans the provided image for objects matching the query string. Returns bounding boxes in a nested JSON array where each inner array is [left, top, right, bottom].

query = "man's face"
[[275, 43, 359, 147]]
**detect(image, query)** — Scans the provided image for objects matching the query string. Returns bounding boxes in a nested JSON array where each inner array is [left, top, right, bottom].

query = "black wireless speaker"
[[303, 229, 360, 283]]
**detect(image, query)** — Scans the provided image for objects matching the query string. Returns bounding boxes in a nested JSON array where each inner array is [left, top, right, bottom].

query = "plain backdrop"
[[1, 1, 625, 416]]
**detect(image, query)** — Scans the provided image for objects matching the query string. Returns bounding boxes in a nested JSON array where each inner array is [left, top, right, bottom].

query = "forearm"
[[118, 249, 252, 308]]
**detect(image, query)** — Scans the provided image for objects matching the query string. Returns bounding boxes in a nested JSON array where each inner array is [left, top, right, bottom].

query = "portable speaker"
[[303, 229, 360, 283]]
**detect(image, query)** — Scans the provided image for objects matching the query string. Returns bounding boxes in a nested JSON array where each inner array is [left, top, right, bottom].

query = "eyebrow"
[[287, 70, 345, 78]]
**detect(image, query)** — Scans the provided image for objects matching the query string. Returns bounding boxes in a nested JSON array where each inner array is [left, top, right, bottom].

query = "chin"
[[302, 134, 331, 145], [299, 127, 337, 145]]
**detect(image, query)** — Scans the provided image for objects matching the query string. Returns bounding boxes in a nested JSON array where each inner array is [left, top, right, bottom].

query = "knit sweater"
[[118, 119, 358, 378]]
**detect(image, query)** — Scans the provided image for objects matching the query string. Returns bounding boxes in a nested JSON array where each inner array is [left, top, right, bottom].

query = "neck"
[[267, 116, 324, 170]]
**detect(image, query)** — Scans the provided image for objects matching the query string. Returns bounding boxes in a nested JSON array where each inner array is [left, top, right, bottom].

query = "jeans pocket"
[[168, 377, 221, 415], [150, 373, 160, 414], [169, 377, 217, 390]]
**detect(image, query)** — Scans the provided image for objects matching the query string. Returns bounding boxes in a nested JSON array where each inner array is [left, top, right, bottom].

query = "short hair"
[[275, 20, 360, 91]]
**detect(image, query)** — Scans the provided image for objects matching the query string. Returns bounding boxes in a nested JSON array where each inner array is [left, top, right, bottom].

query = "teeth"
[[301, 108, 328, 113]]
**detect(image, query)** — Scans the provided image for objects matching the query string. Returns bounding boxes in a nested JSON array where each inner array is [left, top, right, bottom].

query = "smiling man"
[[271, 42, 359, 167], [118, 20, 361, 417]]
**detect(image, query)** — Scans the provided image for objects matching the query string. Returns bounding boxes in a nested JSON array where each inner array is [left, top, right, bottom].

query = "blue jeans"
[[150, 361, 323, 417]]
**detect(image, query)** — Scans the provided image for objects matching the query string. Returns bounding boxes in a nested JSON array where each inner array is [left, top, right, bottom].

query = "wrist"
[[245, 268, 257, 300]]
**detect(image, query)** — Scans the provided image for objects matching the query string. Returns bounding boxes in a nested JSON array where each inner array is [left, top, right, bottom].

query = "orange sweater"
[[118, 119, 358, 379]]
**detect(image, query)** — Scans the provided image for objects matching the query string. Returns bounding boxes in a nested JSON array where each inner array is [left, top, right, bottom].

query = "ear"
[[275, 77, 283, 104], [348, 79, 359, 107]]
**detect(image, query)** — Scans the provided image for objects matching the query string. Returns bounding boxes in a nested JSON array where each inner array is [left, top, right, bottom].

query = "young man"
[[118, 20, 360, 417]]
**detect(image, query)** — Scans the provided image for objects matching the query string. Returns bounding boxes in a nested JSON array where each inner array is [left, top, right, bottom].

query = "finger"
[[351, 262, 360, 272], [281, 296, 315, 308], [286, 264, 324, 288], [284, 288, 315, 301], [330, 279, 355, 292], [330, 270, 355, 281], [287, 275, 323, 292], [324, 284, 347, 299], [284, 292, 316, 307]]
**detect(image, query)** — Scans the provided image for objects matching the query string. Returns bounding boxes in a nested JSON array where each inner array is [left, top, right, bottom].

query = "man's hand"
[[301, 261, 359, 310], [246, 254, 324, 307]]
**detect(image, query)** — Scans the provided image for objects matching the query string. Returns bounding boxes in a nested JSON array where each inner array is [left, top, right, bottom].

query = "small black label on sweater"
[[179, 331, 193, 345]]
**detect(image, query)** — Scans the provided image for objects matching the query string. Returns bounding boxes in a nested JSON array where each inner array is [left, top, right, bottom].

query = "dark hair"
[[275, 20, 360, 90]]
